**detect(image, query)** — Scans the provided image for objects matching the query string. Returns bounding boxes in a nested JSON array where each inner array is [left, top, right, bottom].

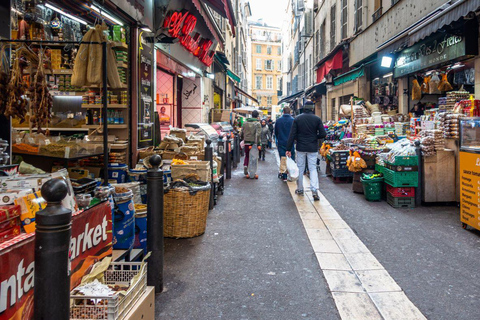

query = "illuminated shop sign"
[[163, 10, 215, 67]]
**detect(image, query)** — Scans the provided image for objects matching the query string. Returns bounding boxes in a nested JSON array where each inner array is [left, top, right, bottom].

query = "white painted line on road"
[[287, 176, 427, 320]]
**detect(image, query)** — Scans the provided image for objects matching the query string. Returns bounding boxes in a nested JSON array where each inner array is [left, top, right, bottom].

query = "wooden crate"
[[422, 150, 456, 202]]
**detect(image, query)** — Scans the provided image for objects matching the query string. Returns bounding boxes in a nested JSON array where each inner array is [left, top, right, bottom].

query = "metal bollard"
[[232, 133, 238, 168], [205, 140, 215, 210], [218, 136, 226, 176], [234, 133, 241, 165], [147, 154, 164, 293], [414, 141, 422, 206], [226, 135, 232, 179], [34, 179, 72, 320]]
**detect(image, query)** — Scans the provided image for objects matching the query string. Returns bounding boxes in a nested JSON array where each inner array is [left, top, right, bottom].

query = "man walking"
[[240, 110, 262, 175], [274, 107, 295, 160], [286, 101, 326, 201]]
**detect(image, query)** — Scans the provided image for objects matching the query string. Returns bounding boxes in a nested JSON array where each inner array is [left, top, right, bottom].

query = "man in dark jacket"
[[274, 107, 295, 160], [286, 101, 327, 201], [267, 119, 274, 149]]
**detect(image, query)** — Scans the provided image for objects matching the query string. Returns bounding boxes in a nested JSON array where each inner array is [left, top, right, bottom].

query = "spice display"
[[30, 51, 53, 132], [12, 143, 39, 154]]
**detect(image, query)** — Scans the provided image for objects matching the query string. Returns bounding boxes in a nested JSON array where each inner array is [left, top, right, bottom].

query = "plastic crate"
[[70, 262, 147, 320], [383, 167, 418, 187], [361, 177, 383, 201], [71, 178, 97, 195], [386, 156, 418, 167], [330, 162, 348, 170], [375, 164, 384, 174], [385, 163, 418, 172], [386, 184, 415, 197], [387, 193, 415, 208], [331, 168, 353, 178]]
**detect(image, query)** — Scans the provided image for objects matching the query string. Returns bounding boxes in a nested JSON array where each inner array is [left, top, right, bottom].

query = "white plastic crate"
[[70, 262, 147, 320]]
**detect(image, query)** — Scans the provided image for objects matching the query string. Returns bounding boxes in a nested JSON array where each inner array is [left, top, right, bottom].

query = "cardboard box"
[[124, 286, 155, 320], [0, 188, 34, 205], [68, 168, 90, 180]]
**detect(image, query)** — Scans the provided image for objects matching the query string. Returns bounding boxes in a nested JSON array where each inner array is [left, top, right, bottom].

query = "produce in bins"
[[362, 173, 383, 180]]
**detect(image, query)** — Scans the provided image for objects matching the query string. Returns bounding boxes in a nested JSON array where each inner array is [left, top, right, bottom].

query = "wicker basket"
[[164, 183, 211, 238]]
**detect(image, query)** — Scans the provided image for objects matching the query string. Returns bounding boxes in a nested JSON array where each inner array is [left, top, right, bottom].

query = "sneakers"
[[244, 166, 248, 175], [295, 189, 304, 195], [312, 190, 320, 201]]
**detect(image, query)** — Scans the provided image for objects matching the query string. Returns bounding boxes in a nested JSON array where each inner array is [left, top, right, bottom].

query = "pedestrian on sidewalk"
[[267, 119, 274, 149], [286, 101, 326, 201], [260, 119, 272, 161], [240, 110, 262, 175], [274, 107, 295, 160]]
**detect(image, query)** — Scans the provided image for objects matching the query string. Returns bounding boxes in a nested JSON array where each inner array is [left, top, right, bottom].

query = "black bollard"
[[232, 133, 238, 168], [147, 154, 164, 293], [34, 179, 72, 320], [414, 141, 422, 206], [218, 136, 226, 176], [226, 135, 232, 179], [205, 140, 215, 210]]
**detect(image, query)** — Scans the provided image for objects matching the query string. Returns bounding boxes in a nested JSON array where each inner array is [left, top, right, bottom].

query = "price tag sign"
[[65, 147, 70, 158], [45, 139, 51, 145]]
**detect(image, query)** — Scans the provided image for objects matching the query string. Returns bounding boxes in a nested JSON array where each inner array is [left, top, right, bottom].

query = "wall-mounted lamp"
[[381, 55, 393, 68]]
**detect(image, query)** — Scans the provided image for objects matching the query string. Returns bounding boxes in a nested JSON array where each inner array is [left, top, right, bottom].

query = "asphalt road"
[[156, 149, 340, 320], [317, 162, 480, 320]]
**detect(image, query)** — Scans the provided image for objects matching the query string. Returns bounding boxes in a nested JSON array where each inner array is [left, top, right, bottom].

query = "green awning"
[[227, 69, 241, 83], [333, 66, 365, 86]]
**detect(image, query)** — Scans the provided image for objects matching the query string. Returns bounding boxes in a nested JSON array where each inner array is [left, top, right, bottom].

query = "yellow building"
[[249, 21, 282, 109]]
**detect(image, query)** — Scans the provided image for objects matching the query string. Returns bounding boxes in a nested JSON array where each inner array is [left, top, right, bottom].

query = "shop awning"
[[278, 91, 304, 105], [215, 52, 230, 65], [305, 80, 327, 97], [408, 0, 480, 46], [316, 50, 343, 83], [227, 69, 241, 83], [333, 66, 365, 86], [234, 85, 258, 104], [199, 0, 237, 36]]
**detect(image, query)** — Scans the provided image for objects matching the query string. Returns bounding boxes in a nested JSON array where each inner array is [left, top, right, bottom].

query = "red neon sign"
[[163, 10, 215, 67]]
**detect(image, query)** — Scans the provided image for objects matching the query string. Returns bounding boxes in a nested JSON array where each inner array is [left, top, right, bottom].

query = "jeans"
[[243, 144, 251, 167], [296, 151, 319, 192], [277, 144, 295, 161]]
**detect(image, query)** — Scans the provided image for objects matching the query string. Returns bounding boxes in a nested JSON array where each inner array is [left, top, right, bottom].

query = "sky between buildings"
[[249, 0, 289, 28]]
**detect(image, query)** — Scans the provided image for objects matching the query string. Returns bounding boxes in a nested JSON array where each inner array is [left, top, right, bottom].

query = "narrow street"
[[157, 148, 480, 320]]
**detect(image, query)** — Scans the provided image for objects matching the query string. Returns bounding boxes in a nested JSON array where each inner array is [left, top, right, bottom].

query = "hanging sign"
[[163, 10, 215, 67], [394, 31, 477, 78]]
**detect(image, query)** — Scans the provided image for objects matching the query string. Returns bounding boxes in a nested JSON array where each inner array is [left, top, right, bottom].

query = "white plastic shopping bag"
[[286, 156, 299, 181]]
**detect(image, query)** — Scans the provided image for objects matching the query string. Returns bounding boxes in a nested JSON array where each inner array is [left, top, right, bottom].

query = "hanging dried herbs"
[[5, 51, 29, 122], [0, 46, 9, 115], [30, 50, 53, 133]]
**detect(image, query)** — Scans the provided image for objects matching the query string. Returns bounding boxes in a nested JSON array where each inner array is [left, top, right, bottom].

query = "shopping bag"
[[286, 156, 299, 181]]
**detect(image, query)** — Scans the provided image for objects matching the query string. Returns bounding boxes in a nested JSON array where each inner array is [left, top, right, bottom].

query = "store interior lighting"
[[383, 72, 393, 78], [44, 3, 88, 25], [90, 5, 124, 25], [450, 63, 465, 70], [381, 55, 393, 68]]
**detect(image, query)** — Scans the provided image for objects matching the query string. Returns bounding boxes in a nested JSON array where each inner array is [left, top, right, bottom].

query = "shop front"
[[155, 0, 225, 129]]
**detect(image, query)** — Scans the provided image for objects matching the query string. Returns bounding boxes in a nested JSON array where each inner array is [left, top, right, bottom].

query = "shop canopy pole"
[[102, 42, 109, 185]]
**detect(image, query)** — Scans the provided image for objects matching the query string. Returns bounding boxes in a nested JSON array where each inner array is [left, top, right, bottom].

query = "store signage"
[[138, 32, 154, 148], [163, 10, 215, 67], [0, 202, 112, 320], [460, 152, 480, 230], [394, 32, 475, 78]]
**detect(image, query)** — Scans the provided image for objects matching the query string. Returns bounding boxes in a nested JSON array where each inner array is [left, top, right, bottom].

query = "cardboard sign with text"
[[0, 201, 112, 320]]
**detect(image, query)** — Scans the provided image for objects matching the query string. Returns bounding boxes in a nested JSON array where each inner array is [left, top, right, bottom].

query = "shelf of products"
[[13, 127, 88, 132], [81, 104, 128, 109], [82, 124, 128, 129]]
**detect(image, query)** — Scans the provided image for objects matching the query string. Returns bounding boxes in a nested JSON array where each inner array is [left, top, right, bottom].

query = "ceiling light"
[[90, 5, 124, 25], [450, 64, 464, 70], [381, 55, 393, 68], [141, 27, 152, 32], [373, 77, 380, 81], [45, 3, 88, 25], [383, 72, 393, 78]]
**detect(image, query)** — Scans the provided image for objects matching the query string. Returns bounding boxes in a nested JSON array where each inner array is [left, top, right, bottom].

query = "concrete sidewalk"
[[155, 148, 340, 319]]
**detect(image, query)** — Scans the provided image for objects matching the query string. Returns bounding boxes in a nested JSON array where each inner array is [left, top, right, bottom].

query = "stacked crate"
[[383, 156, 418, 208], [329, 150, 353, 178]]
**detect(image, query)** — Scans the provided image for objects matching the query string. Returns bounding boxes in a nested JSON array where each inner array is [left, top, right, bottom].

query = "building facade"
[[249, 21, 283, 108]]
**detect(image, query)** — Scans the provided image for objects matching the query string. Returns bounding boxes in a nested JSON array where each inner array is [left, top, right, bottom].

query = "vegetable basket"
[[360, 176, 383, 201], [164, 181, 211, 238]]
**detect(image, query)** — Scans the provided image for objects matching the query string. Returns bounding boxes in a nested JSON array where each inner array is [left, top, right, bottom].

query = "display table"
[[0, 201, 112, 320], [13, 152, 103, 172]]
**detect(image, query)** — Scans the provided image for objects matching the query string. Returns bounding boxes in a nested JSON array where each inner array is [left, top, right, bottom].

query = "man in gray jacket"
[[240, 110, 262, 175]]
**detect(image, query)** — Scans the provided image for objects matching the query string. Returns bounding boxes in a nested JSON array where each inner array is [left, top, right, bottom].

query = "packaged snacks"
[[15, 191, 47, 233], [0, 204, 21, 222]]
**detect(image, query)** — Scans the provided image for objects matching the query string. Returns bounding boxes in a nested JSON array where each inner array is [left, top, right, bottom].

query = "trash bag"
[[286, 156, 299, 181]]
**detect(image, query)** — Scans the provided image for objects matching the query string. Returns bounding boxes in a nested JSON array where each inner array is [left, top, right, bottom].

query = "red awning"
[[316, 50, 343, 83], [201, 0, 237, 36]]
